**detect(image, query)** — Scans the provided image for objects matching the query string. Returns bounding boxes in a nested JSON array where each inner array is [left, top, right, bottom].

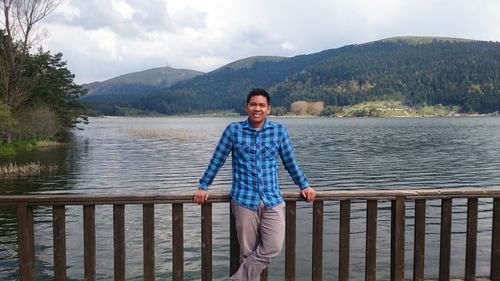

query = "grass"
[[0, 162, 60, 177], [0, 139, 63, 156]]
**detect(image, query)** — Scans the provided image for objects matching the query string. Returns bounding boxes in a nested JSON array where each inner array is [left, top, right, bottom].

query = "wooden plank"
[[465, 198, 478, 281], [4, 189, 500, 206], [113, 204, 125, 281], [230, 204, 240, 277], [413, 199, 426, 281], [491, 197, 500, 280], [285, 201, 296, 281], [17, 202, 35, 281], [172, 203, 184, 281], [260, 268, 268, 281], [53, 205, 66, 281], [439, 198, 452, 281], [391, 196, 405, 281], [365, 200, 377, 281], [201, 203, 212, 281], [143, 204, 155, 281], [339, 200, 351, 281], [84, 205, 96, 281], [312, 201, 323, 281]]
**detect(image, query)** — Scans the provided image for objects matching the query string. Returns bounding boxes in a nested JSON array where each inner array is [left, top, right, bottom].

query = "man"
[[193, 88, 315, 281]]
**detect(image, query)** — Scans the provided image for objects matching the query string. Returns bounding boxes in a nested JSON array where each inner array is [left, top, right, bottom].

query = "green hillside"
[[81, 67, 203, 115], [85, 37, 500, 115]]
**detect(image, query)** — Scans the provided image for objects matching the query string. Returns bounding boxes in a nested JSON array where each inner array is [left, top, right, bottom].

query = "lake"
[[1, 116, 500, 280]]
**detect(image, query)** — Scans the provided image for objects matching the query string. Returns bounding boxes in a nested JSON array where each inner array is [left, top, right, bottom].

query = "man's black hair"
[[247, 88, 270, 105]]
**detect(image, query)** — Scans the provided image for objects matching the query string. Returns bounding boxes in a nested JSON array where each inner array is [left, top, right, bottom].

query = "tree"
[[0, 0, 63, 143], [1, 0, 62, 109]]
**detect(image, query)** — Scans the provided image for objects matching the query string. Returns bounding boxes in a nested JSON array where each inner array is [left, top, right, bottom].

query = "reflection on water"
[[1, 117, 500, 280]]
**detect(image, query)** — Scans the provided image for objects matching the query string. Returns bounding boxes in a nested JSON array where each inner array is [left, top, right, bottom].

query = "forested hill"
[[86, 37, 500, 115]]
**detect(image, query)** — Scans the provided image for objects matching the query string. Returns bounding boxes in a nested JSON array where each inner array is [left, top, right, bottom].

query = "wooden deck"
[[1, 188, 499, 281]]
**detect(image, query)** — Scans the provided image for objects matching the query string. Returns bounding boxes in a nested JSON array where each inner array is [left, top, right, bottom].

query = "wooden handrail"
[[1, 188, 500, 281], [1, 188, 500, 206]]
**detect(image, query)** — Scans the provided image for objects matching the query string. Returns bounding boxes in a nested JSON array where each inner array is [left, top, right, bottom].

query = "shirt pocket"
[[264, 142, 279, 160], [235, 143, 252, 160]]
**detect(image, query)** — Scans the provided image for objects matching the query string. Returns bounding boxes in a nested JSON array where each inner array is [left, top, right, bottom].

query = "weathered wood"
[[312, 201, 323, 281], [17, 202, 35, 281], [172, 203, 184, 281], [53, 205, 66, 281], [285, 201, 296, 281], [84, 205, 96, 281], [365, 200, 377, 281], [3, 188, 500, 206], [391, 196, 405, 281], [492, 197, 500, 281], [339, 200, 351, 281], [113, 204, 125, 281], [413, 199, 426, 281], [439, 198, 452, 281], [465, 198, 478, 281], [143, 204, 155, 281], [3, 189, 500, 281], [230, 204, 240, 277], [201, 203, 212, 281], [260, 268, 268, 281]]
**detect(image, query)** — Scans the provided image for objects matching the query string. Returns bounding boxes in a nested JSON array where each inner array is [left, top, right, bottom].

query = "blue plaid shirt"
[[199, 118, 309, 210]]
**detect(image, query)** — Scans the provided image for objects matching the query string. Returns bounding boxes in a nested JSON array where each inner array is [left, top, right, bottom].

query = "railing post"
[[413, 199, 426, 281], [391, 196, 405, 281], [201, 203, 212, 281], [143, 204, 155, 281], [260, 267, 268, 281], [465, 198, 478, 281], [365, 200, 377, 281], [339, 200, 350, 281], [439, 198, 452, 281], [53, 205, 67, 281], [172, 203, 184, 281], [285, 201, 296, 281], [230, 204, 240, 277], [492, 197, 500, 281], [312, 200, 323, 281], [113, 204, 125, 281], [17, 202, 35, 281], [84, 204, 96, 281]]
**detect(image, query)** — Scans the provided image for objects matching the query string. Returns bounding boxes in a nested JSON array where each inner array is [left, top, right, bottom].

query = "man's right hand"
[[193, 189, 209, 205]]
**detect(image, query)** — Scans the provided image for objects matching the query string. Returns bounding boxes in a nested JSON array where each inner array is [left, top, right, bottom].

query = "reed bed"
[[125, 129, 203, 142], [0, 162, 60, 177]]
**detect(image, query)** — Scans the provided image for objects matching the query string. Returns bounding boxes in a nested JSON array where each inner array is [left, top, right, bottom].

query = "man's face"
[[245, 95, 271, 128]]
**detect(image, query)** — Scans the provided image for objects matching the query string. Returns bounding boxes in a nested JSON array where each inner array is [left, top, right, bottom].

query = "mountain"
[[81, 67, 203, 113], [85, 36, 500, 115]]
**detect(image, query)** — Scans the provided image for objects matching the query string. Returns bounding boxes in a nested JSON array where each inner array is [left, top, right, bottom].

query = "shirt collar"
[[243, 118, 273, 131]]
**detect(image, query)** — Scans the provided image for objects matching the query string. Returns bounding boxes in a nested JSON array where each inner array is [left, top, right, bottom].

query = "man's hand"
[[301, 187, 316, 203], [193, 189, 209, 205]]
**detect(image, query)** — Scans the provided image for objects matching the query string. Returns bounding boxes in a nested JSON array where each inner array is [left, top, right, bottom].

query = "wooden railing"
[[1, 189, 500, 281]]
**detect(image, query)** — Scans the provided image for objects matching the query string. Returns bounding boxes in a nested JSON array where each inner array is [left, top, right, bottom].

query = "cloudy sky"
[[40, 0, 500, 84]]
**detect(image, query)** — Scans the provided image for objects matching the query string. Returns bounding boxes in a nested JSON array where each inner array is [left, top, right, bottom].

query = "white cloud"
[[280, 41, 296, 51], [111, 0, 136, 20], [171, 7, 207, 30]]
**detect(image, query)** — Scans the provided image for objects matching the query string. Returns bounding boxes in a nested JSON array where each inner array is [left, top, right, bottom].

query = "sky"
[[38, 0, 500, 84]]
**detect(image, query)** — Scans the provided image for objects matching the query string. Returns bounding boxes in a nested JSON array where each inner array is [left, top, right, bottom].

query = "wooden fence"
[[0, 188, 499, 281]]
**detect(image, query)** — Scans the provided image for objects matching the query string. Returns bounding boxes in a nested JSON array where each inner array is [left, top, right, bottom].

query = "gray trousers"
[[230, 201, 285, 281]]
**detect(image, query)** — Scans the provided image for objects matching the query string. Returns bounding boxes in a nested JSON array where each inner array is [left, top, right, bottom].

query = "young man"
[[194, 88, 315, 281]]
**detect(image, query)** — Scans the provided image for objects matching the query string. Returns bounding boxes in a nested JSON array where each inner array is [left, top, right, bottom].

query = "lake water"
[[1, 116, 500, 280]]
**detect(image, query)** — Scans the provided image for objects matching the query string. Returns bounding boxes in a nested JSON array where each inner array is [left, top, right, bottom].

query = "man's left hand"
[[301, 187, 316, 203]]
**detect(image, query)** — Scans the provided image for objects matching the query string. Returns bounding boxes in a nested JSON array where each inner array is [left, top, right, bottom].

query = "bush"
[[0, 104, 16, 144], [15, 106, 61, 140]]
